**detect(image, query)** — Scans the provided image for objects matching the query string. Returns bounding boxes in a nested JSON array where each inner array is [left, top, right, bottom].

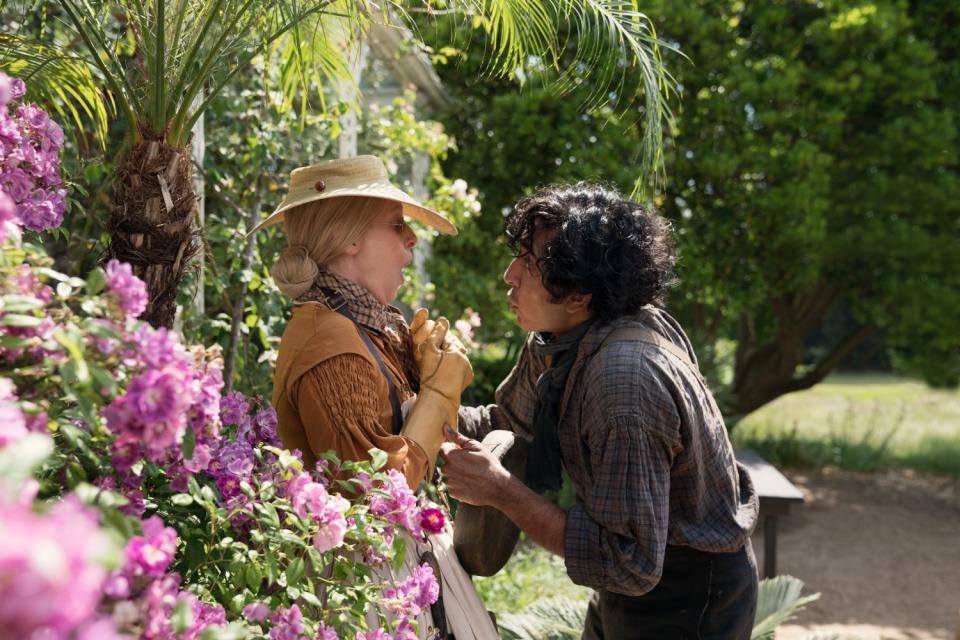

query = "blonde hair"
[[271, 196, 382, 299]]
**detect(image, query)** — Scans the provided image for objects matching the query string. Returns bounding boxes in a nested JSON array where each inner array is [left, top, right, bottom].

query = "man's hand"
[[440, 425, 511, 508], [442, 426, 569, 557]]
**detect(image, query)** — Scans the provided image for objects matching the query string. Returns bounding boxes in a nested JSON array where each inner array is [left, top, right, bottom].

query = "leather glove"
[[402, 309, 474, 474]]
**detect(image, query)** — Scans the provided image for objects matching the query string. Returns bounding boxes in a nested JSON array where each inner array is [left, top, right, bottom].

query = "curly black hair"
[[505, 182, 676, 324]]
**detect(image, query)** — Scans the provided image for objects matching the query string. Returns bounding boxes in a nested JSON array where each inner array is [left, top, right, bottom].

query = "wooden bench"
[[735, 447, 805, 578]]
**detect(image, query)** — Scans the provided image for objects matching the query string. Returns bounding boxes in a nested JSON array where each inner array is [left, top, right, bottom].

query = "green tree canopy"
[[428, 0, 960, 419]]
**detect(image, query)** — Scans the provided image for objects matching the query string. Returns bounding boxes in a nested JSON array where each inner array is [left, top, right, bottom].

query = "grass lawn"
[[733, 373, 960, 476]]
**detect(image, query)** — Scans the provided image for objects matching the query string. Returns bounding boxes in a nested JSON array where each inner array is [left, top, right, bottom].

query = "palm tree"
[[5, 0, 676, 328]]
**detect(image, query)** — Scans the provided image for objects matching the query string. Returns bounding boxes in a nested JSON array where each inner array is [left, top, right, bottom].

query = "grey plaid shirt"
[[459, 306, 758, 596]]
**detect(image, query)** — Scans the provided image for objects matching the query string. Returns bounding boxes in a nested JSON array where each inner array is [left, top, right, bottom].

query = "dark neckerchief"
[[525, 319, 594, 493]]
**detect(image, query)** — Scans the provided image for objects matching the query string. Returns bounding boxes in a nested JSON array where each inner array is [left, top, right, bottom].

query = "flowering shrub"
[[0, 75, 447, 640], [0, 72, 66, 236]]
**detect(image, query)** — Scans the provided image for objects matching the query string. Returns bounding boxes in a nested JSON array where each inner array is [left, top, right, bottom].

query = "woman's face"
[[333, 202, 417, 304]]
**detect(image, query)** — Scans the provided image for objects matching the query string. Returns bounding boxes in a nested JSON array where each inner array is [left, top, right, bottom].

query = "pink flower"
[[381, 563, 439, 618], [0, 191, 15, 242], [105, 259, 148, 319], [183, 443, 211, 473], [312, 513, 348, 552], [0, 495, 112, 638], [418, 507, 445, 534], [369, 469, 422, 537], [242, 601, 271, 623], [0, 376, 26, 446], [125, 515, 178, 577], [291, 481, 329, 519], [269, 604, 304, 640], [356, 629, 391, 640], [316, 623, 339, 639]]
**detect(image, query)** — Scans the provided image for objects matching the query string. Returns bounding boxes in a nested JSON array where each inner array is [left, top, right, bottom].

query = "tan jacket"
[[272, 303, 428, 488]]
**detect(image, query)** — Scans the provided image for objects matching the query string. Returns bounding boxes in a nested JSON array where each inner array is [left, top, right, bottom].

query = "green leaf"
[[391, 534, 406, 573], [299, 589, 322, 608], [170, 493, 195, 506], [85, 267, 107, 296], [73, 482, 131, 509], [182, 424, 196, 460], [0, 294, 45, 312], [286, 586, 301, 600], [245, 562, 263, 592], [0, 314, 43, 328], [0, 336, 32, 349], [285, 556, 304, 586], [171, 597, 194, 634], [200, 622, 248, 640], [279, 530, 306, 547], [368, 448, 388, 471], [0, 433, 53, 484], [751, 576, 820, 639]]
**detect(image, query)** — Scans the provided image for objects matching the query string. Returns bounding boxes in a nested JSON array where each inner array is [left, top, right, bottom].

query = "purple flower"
[[125, 515, 178, 577], [355, 629, 391, 640], [126, 368, 187, 427], [16, 103, 47, 130], [381, 563, 439, 618], [219, 390, 250, 427], [254, 405, 278, 443], [418, 507, 445, 535], [0, 495, 112, 638], [183, 443, 211, 473], [369, 469, 422, 537], [178, 594, 227, 640], [268, 604, 304, 640], [141, 572, 182, 639], [16, 188, 65, 231], [316, 623, 339, 640], [0, 74, 14, 109], [9, 77, 25, 100], [0, 167, 32, 200], [105, 260, 148, 319], [74, 615, 125, 640], [242, 601, 271, 623]]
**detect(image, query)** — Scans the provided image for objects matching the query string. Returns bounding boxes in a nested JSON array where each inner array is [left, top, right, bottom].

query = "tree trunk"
[[108, 135, 200, 328], [721, 285, 876, 422]]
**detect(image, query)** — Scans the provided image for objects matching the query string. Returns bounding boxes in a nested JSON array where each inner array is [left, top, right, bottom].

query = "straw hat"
[[247, 155, 457, 236]]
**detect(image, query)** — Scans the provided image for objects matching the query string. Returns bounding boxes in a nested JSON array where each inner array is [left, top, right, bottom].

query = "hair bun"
[[271, 244, 318, 299]]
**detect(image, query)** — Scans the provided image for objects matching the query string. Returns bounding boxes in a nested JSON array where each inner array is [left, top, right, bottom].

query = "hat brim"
[[246, 185, 457, 237]]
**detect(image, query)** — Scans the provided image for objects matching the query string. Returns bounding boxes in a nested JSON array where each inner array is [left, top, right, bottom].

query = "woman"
[[250, 155, 495, 639]]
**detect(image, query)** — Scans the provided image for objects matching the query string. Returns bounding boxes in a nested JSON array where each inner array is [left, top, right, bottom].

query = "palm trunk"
[[108, 135, 200, 328]]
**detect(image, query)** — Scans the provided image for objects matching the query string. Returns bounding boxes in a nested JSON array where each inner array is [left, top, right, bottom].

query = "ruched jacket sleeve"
[[292, 353, 429, 490]]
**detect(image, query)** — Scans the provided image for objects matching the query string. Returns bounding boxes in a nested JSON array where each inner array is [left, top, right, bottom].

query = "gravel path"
[[753, 469, 960, 640]]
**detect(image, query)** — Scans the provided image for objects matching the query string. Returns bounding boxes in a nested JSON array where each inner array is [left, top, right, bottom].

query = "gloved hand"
[[408, 308, 473, 392], [402, 308, 474, 474]]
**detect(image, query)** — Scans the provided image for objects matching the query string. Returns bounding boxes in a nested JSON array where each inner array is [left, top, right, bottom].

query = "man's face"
[[503, 228, 583, 334]]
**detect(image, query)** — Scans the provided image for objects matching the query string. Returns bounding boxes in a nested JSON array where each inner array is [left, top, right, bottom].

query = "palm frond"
[[562, 0, 682, 195], [497, 595, 588, 640], [438, 0, 678, 195], [752, 575, 821, 640], [268, 0, 364, 119], [0, 34, 112, 149]]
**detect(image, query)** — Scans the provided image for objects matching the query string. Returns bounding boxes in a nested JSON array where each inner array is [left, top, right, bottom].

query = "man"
[[444, 183, 760, 639]]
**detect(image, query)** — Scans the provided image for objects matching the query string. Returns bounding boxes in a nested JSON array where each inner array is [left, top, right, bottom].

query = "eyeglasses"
[[373, 220, 413, 235]]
